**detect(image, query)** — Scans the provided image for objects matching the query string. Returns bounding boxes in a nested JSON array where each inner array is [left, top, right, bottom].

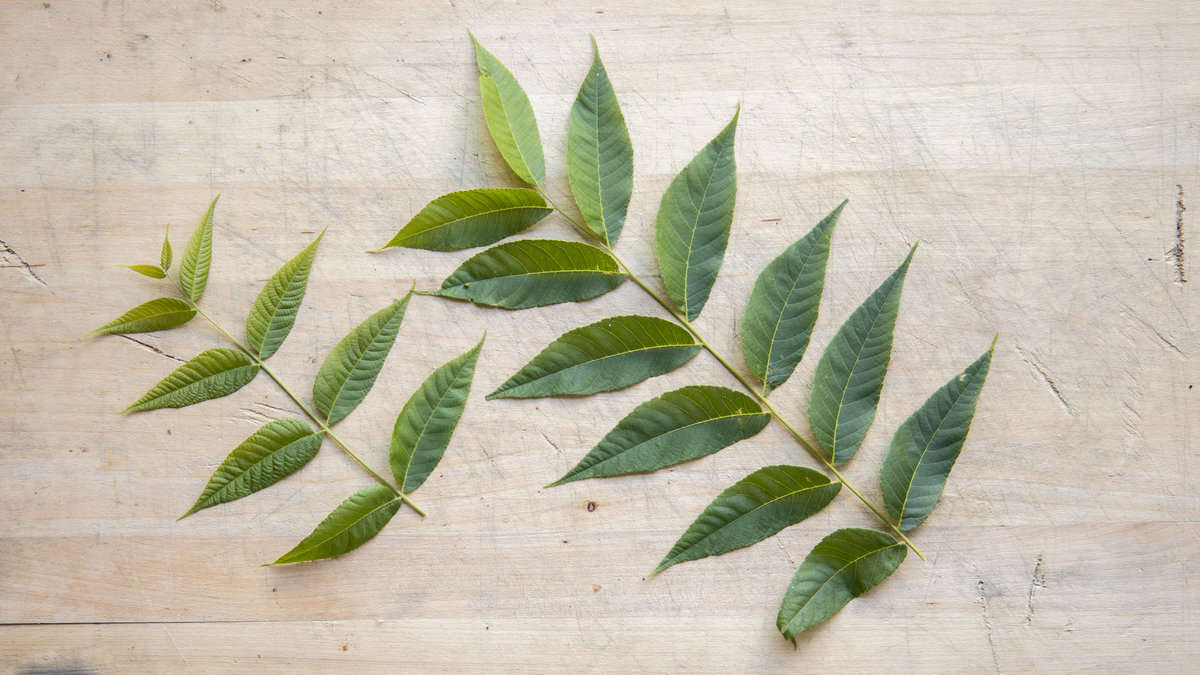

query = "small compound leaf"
[[654, 466, 840, 574], [776, 528, 906, 642], [378, 189, 551, 251], [270, 485, 402, 565], [487, 315, 700, 399], [246, 230, 324, 359], [126, 264, 166, 279], [742, 201, 843, 394], [471, 34, 545, 186], [437, 239, 625, 309], [567, 37, 633, 245], [654, 107, 739, 321], [809, 245, 916, 465], [160, 226, 172, 271], [313, 295, 410, 426], [390, 336, 484, 493], [88, 297, 196, 336], [881, 339, 995, 531], [180, 195, 218, 302], [122, 347, 259, 413], [551, 386, 769, 485], [180, 418, 322, 519]]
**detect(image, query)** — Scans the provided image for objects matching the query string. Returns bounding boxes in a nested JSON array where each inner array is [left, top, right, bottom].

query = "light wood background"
[[1, 1, 1195, 672]]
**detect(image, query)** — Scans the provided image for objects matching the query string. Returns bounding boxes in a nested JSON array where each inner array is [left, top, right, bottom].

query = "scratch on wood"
[[1024, 554, 1046, 625], [540, 431, 561, 453], [977, 579, 1001, 672], [0, 238, 48, 286], [1014, 345, 1077, 416], [1171, 184, 1187, 283], [117, 335, 185, 363]]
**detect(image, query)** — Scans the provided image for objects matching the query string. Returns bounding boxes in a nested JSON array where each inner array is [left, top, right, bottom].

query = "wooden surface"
[[1, 1, 1196, 672]]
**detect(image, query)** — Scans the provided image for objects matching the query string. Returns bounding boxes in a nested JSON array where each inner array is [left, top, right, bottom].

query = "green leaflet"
[[567, 37, 633, 245], [776, 528, 906, 642], [88, 297, 196, 336], [160, 226, 172, 271], [653, 466, 841, 575], [881, 339, 995, 531], [550, 385, 769, 485], [246, 230, 324, 359], [180, 195, 218, 302], [126, 264, 166, 279], [436, 239, 626, 309], [179, 418, 322, 519], [378, 189, 551, 251], [742, 202, 843, 394], [390, 337, 484, 493], [271, 485, 402, 565], [809, 245, 916, 465], [472, 34, 545, 186], [122, 347, 259, 413], [312, 294, 410, 426], [654, 107, 739, 321], [487, 315, 700, 399]]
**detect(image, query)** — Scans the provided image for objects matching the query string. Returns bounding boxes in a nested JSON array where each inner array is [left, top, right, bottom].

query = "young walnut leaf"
[[313, 294, 411, 425], [390, 336, 484, 493], [160, 226, 172, 272], [180, 195, 218, 303], [179, 418, 322, 519], [246, 230, 324, 359], [436, 239, 625, 309], [377, 189, 551, 251], [271, 485, 403, 565], [881, 338, 995, 531], [742, 201, 843, 394], [809, 245, 916, 465], [655, 107, 739, 321], [122, 347, 259, 413], [549, 386, 769, 485], [471, 34, 545, 186], [126, 264, 166, 279], [88, 297, 196, 336], [777, 528, 906, 642], [487, 315, 700, 399], [567, 37, 633, 246], [653, 466, 841, 575]]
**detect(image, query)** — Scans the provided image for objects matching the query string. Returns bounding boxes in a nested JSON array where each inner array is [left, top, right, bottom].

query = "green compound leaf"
[[655, 107, 739, 321], [378, 189, 551, 252], [179, 418, 322, 519], [777, 528, 906, 642], [653, 465, 841, 575], [809, 245, 916, 465], [313, 294, 410, 426], [88, 297, 196, 336], [881, 339, 995, 531], [471, 34, 545, 186], [126, 264, 165, 279], [246, 230, 324, 360], [436, 239, 626, 309], [271, 485, 402, 565], [390, 336, 484, 493], [567, 37, 633, 245], [160, 226, 172, 271], [487, 315, 700, 400], [742, 201, 843, 394], [122, 347, 259, 413], [550, 385, 769, 486], [180, 195, 218, 303]]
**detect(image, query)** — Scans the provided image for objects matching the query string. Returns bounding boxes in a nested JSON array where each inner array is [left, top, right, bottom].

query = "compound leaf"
[[88, 297, 196, 336], [313, 295, 410, 426], [122, 347, 259, 413], [271, 485, 402, 565], [126, 264, 165, 279], [246, 230, 324, 359], [179, 195, 218, 302], [437, 239, 625, 309], [472, 34, 545, 186], [378, 188, 551, 252]]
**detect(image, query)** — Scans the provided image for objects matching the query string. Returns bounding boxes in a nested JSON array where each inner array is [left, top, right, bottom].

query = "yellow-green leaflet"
[[122, 347, 259, 413], [271, 485, 403, 565], [160, 226, 172, 271], [88, 297, 196, 336], [472, 34, 545, 186], [378, 188, 551, 252], [312, 295, 410, 425], [179, 195, 218, 302], [126, 264, 165, 279], [246, 230, 324, 359]]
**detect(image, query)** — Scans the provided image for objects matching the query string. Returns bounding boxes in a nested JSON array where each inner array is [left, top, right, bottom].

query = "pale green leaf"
[[246, 230, 324, 359], [378, 188, 551, 251], [313, 295, 410, 425], [487, 315, 700, 399], [742, 201, 843, 394], [180, 195, 218, 302], [126, 264, 165, 279], [391, 336, 484, 493], [777, 528, 906, 642], [809, 245, 916, 465], [88, 297, 196, 336], [271, 485, 402, 565], [654, 107, 739, 321], [160, 226, 172, 271], [123, 347, 259, 413], [550, 385, 769, 485], [567, 37, 633, 245], [881, 338, 995, 531], [471, 34, 545, 186], [436, 239, 625, 309], [654, 466, 840, 574], [180, 418, 322, 519]]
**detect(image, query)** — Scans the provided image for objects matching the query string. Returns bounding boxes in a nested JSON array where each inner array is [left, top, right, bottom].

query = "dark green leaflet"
[[246, 230, 323, 359], [179, 195, 218, 302], [472, 34, 545, 186], [379, 188, 551, 251], [271, 485, 402, 565], [122, 347, 259, 413], [550, 385, 769, 485], [312, 295, 410, 426], [89, 297, 196, 336], [126, 264, 165, 279]]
